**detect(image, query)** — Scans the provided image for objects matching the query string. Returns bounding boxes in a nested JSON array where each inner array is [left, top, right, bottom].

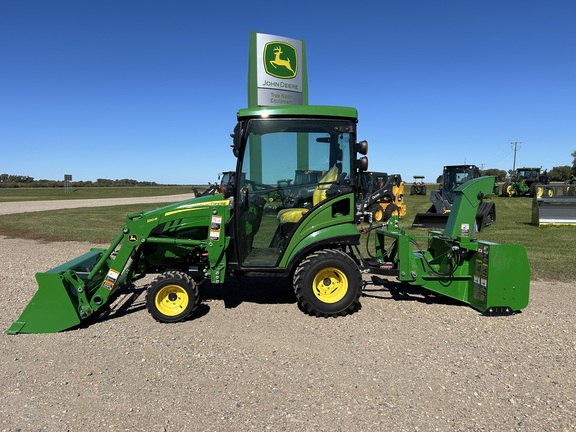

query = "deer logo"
[[264, 42, 297, 79]]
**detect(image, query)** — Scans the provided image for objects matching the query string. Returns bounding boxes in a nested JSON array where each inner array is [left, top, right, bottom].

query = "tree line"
[[0, 174, 162, 188]]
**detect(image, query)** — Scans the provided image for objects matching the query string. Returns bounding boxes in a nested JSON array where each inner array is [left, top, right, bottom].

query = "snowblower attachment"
[[375, 176, 529, 315], [7, 248, 112, 334]]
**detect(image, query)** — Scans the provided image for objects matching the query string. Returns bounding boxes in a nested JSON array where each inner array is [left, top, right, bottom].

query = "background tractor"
[[357, 171, 406, 223], [501, 167, 550, 197], [410, 176, 427, 195], [412, 164, 496, 231]]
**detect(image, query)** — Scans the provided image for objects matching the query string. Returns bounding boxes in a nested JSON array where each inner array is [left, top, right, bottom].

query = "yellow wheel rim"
[[374, 207, 383, 221], [155, 284, 189, 317], [506, 185, 515, 197], [312, 267, 348, 304], [536, 186, 544, 197]]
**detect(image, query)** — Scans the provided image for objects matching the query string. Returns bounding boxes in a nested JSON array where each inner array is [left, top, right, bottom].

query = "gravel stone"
[[0, 196, 574, 431]]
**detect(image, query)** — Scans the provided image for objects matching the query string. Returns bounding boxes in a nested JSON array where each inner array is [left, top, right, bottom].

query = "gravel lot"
[[0, 197, 575, 431]]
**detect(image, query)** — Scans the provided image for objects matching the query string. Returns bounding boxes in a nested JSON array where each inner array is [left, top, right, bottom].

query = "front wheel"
[[293, 249, 362, 317], [146, 271, 200, 323], [368, 204, 384, 222]]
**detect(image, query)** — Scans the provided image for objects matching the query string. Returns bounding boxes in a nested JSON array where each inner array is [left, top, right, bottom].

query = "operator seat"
[[277, 164, 340, 224]]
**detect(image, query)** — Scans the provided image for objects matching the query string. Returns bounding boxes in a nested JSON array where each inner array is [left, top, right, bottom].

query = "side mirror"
[[355, 140, 368, 155], [356, 156, 368, 171], [231, 122, 243, 158]]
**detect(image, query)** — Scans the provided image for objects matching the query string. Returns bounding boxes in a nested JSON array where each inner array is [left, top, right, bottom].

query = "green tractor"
[[501, 167, 551, 197], [410, 176, 427, 195], [8, 105, 530, 334]]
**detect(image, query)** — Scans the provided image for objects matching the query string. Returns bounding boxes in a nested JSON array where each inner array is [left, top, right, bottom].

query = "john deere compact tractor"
[[8, 105, 530, 334]]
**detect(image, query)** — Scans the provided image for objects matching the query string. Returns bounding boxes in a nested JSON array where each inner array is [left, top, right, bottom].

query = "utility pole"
[[511, 141, 522, 172]]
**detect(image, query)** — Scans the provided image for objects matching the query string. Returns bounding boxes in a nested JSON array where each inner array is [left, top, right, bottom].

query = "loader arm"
[[7, 198, 231, 334]]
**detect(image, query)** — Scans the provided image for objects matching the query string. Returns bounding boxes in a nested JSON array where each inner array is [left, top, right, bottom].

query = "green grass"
[[0, 188, 574, 282], [0, 186, 194, 202], [0, 203, 175, 244]]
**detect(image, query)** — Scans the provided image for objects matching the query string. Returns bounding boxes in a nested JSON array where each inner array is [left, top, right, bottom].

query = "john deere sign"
[[248, 32, 308, 107], [264, 42, 297, 79]]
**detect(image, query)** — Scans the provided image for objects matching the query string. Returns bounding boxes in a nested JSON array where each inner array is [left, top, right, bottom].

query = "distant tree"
[[572, 150, 576, 175], [482, 168, 507, 182], [95, 178, 114, 187], [548, 165, 571, 181]]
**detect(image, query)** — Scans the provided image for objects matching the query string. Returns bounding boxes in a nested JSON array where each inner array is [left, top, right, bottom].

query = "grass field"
[[0, 186, 194, 202], [0, 186, 574, 282]]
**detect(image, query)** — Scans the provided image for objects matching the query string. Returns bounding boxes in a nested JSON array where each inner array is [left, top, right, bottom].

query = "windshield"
[[239, 118, 353, 185]]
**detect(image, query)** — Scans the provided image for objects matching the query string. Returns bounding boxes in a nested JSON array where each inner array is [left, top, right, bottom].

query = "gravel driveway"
[[0, 193, 196, 215], [0, 196, 574, 431]]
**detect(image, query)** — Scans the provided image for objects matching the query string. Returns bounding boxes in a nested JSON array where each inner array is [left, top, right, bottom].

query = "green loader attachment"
[[8, 194, 231, 334], [7, 249, 111, 334]]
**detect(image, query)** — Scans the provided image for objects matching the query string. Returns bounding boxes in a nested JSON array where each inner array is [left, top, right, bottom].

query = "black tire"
[[293, 249, 362, 317], [382, 203, 399, 221], [529, 182, 540, 197], [146, 271, 200, 323], [410, 185, 416, 195], [501, 182, 510, 197], [502, 182, 514, 197], [421, 185, 427, 195], [368, 203, 384, 222]]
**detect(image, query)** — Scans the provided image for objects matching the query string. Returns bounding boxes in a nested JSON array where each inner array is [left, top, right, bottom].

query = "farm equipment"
[[412, 165, 496, 231], [531, 183, 576, 225], [410, 176, 427, 195], [501, 167, 550, 197], [357, 172, 406, 223], [7, 105, 529, 335], [376, 176, 529, 313], [192, 171, 235, 197]]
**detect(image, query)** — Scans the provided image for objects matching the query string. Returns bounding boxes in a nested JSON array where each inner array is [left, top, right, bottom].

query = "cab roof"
[[237, 105, 358, 121]]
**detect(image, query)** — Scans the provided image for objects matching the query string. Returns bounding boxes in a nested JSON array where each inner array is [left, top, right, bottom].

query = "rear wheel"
[[382, 203, 399, 221], [502, 182, 514, 197], [293, 249, 362, 317], [146, 271, 199, 323]]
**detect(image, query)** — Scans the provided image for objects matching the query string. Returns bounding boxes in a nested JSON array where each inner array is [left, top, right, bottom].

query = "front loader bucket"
[[7, 249, 108, 334], [411, 212, 450, 229], [412, 203, 495, 231], [532, 195, 576, 225]]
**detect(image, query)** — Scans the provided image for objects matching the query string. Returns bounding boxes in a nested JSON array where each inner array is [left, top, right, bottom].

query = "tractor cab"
[[440, 165, 481, 204], [224, 105, 367, 269]]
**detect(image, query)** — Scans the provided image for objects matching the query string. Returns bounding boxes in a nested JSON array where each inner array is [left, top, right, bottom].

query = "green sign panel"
[[263, 42, 297, 79]]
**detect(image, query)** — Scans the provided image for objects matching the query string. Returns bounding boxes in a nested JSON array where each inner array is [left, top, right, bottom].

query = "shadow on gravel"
[[364, 275, 464, 308], [78, 276, 297, 328], [81, 273, 464, 330], [200, 276, 296, 309]]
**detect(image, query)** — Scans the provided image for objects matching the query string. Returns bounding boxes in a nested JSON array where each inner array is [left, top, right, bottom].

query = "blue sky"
[[1, 0, 574, 184]]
